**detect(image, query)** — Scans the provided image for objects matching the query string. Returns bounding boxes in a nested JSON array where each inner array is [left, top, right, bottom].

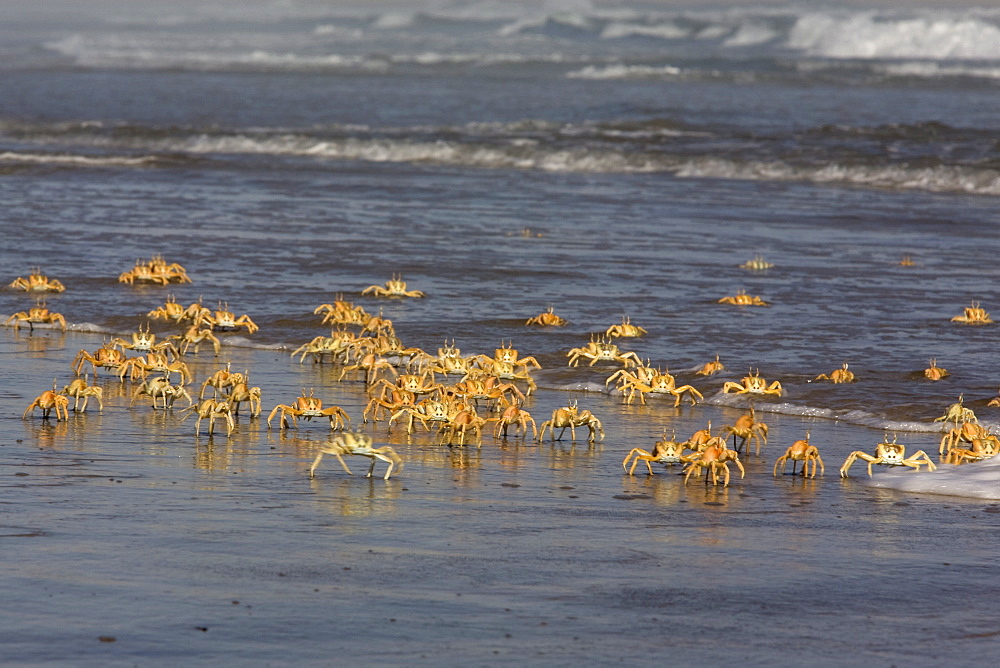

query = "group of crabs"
[[10, 256, 1000, 483]]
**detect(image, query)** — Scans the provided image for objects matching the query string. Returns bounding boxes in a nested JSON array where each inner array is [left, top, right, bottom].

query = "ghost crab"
[[118, 255, 192, 285], [23, 382, 70, 421], [8, 269, 65, 293], [182, 398, 235, 436], [722, 369, 783, 397], [6, 300, 67, 332], [525, 306, 568, 327], [622, 431, 697, 475], [267, 389, 350, 430], [537, 400, 605, 443], [198, 303, 258, 334], [923, 358, 950, 381], [566, 336, 642, 368], [168, 324, 222, 356], [309, 431, 403, 480], [683, 442, 745, 487], [362, 273, 425, 298], [130, 377, 193, 410], [73, 344, 129, 379], [814, 362, 856, 384], [773, 432, 824, 478], [147, 296, 210, 324], [613, 366, 704, 407], [739, 255, 774, 271], [720, 406, 769, 455], [605, 316, 647, 338], [695, 354, 725, 376], [61, 378, 104, 413], [109, 323, 178, 357], [933, 394, 976, 427], [717, 290, 769, 306], [951, 301, 992, 325], [840, 434, 936, 477]]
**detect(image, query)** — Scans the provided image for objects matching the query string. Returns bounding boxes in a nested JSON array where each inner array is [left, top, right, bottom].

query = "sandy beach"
[[4, 328, 999, 666]]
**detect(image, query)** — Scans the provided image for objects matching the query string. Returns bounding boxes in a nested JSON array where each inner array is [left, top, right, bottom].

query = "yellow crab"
[[717, 290, 769, 306], [951, 301, 992, 324], [8, 269, 65, 293], [773, 432, 824, 478], [130, 377, 193, 410], [182, 398, 235, 436], [267, 390, 350, 430], [566, 337, 642, 368], [622, 431, 698, 475], [525, 306, 568, 327], [840, 434, 936, 477], [614, 367, 704, 407], [147, 296, 209, 323], [933, 394, 976, 427], [683, 442, 745, 487], [923, 358, 950, 381], [293, 332, 355, 364], [537, 400, 604, 443], [814, 362, 856, 383], [62, 378, 104, 413], [198, 303, 258, 334], [314, 296, 370, 326], [739, 255, 774, 271], [118, 255, 191, 285], [489, 402, 538, 440], [168, 324, 222, 356], [5, 301, 67, 331], [308, 431, 403, 480], [722, 369, 783, 396], [720, 406, 769, 455], [362, 273, 425, 298], [695, 354, 725, 376], [73, 345, 128, 379], [23, 383, 70, 421], [108, 323, 177, 356], [605, 316, 647, 338]]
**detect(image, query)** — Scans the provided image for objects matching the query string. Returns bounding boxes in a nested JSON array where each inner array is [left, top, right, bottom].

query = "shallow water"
[[4, 1, 1000, 664]]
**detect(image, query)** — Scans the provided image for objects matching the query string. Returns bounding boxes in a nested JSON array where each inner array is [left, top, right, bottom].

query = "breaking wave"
[[3, 119, 998, 197]]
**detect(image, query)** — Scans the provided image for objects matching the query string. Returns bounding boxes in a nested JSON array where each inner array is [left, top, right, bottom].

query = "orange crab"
[[814, 362, 856, 384], [525, 306, 568, 327], [683, 442, 745, 487], [605, 316, 647, 338], [695, 354, 725, 376], [23, 383, 70, 421], [951, 301, 992, 325], [773, 432, 824, 478], [840, 434, 936, 477], [717, 290, 769, 306], [622, 431, 697, 475], [537, 400, 604, 443], [8, 269, 65, 293], [722, 369, 783, 396], [267, 390, 350, 430], [720, 406, 769, 456], [362, 273, 425, 298], [923, 358, 950, 381], [6, 301, 67, 332]]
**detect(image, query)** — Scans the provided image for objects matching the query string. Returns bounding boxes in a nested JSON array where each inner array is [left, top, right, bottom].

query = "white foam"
[[788, 11, 1000, 60], [600, 21, 688, 40], [869, 456, 1000, 500], [566, 64, 682, 79], [0, 151, 157, 167]]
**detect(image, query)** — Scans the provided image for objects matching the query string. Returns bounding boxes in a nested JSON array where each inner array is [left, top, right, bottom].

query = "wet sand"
[[3, 328, 1000, 666]]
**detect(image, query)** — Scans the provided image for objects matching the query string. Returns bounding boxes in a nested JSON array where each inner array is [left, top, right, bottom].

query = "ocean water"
[[3, 1, 1000, 664]]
